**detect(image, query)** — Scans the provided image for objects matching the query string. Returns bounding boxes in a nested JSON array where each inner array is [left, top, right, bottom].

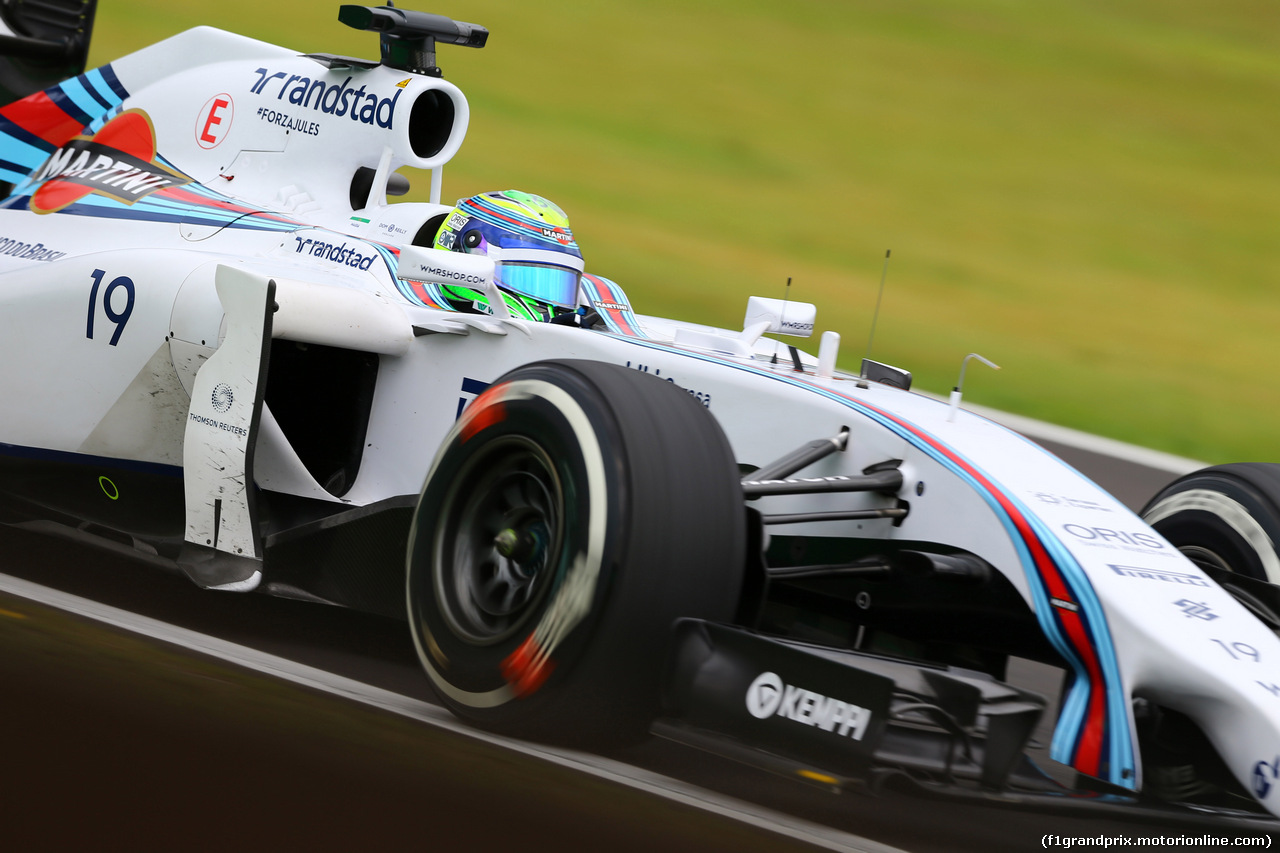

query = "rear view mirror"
[[398, 245, 495, 291], [743, 296, 816, 339]]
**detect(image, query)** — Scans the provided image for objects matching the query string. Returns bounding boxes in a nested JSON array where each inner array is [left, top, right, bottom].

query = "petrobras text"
[[745, 671, 873, 740], [250, 68, 404, 129], [0, 237, 65, 262]]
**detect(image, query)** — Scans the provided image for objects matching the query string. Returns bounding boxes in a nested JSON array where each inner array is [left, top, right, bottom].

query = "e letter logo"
[[197, 94, 234, 149]]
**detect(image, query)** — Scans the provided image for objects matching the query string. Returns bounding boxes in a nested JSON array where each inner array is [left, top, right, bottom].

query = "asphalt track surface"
[[1, 432, 1277, 852]]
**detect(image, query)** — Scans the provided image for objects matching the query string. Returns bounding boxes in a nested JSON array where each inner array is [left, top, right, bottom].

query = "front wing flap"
[[654, 620, 1279, 827]]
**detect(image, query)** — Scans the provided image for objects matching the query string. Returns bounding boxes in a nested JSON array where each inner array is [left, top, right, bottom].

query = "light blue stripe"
[[83, 69, 126, 108], [955, 410, 1138, 783], [1025, 513, 1134, 785], [0, 133, 55, 173], [581, 275, 644, 336], [83, 105, 123, 135], [55, 77, 108, 122]]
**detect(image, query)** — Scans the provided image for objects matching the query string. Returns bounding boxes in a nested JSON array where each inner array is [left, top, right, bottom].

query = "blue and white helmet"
[[433, 190, 584, 320]]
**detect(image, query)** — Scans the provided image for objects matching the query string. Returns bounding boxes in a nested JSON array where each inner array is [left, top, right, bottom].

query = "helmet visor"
[[495, 261, 581, 309]]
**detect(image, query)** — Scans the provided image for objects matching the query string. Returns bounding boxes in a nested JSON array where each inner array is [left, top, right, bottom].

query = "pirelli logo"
[[1109, 564, 1209, 586]]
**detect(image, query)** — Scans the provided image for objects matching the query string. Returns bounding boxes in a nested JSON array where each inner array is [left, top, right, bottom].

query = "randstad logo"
[[250, 68, 404, 128]]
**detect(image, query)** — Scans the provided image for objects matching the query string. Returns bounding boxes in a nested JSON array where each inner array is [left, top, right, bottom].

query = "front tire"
[[406, 360, 745, 743], [1141, 463, 1280, 583]]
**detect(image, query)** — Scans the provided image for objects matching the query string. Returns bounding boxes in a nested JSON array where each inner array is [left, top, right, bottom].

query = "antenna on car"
[[947, 352, 1001, 421], [338, 4, 488, 77], [861, 249, 890, 377]]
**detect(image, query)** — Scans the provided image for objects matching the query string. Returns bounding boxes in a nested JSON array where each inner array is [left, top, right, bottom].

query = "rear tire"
[[406, 360, 745, 743], [1141, 463, 1280, 583]]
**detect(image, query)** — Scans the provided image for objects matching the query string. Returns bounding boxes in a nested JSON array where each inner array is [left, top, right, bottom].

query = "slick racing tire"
[[406, 360, 745, 743], [1141, 463, 1280, 584]]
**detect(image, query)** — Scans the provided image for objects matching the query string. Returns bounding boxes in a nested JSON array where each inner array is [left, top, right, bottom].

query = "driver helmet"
[[433, 190, 584, 321]]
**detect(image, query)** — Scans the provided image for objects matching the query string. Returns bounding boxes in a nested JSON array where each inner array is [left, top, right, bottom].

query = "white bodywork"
[[0, 23, 1277, 815]]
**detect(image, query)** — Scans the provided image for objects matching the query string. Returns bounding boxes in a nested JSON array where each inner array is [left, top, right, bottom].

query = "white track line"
[[0, 572, 907, 853]]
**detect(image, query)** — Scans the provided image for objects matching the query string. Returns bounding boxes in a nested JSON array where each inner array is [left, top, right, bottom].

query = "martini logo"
[[540, 227, 573, 245], [31, 110, 191, 214]]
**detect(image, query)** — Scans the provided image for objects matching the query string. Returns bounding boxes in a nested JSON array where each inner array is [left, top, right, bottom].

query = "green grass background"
[[87, 1, 1279, 463]]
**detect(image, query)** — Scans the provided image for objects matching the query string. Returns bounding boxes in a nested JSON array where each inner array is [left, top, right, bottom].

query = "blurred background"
[[88, 0, 1279, 463]]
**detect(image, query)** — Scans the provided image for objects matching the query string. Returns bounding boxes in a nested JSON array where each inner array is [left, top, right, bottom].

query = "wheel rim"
[[435, 436, 563, 645]]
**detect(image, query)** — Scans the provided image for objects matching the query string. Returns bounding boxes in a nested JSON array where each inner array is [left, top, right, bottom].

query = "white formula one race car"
[[1, 1, 1278, 824]]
